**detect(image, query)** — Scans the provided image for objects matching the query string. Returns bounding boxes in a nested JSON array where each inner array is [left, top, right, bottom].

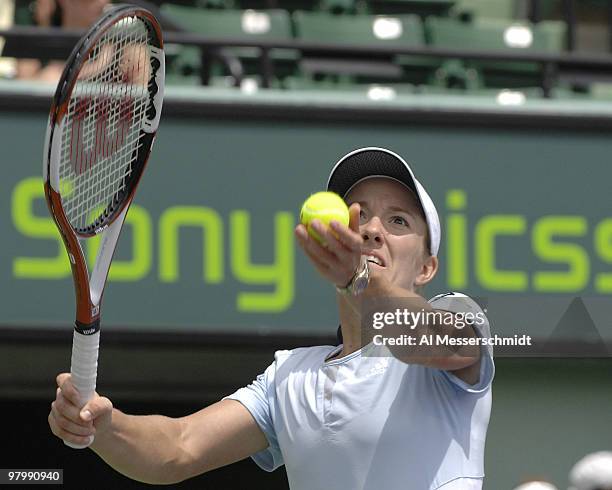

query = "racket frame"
[[42, 7, 164, 449], [43, 5, 164, 330]]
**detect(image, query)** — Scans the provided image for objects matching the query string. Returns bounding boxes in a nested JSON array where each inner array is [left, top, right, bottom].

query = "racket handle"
[[64, 326, 100, 450]]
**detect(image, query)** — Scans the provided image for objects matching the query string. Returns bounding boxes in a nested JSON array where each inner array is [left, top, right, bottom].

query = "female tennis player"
[[49, 147, 494, 490]]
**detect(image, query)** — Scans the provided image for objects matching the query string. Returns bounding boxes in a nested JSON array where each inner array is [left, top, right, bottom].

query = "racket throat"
[[89, 205, 129, 307]]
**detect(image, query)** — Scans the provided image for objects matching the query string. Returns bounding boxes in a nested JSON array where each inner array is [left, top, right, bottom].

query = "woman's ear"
[[415, 255, 438, 287]]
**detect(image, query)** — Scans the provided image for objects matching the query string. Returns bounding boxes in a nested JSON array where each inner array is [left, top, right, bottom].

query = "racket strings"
[[59, 16, 152, 233]]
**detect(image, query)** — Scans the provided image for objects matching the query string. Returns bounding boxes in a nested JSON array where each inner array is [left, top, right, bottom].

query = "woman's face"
[[345, 177, 436, 292]]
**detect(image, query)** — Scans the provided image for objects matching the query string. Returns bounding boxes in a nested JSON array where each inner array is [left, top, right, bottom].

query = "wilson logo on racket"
[[69, 96, 134, 175], [146, 57, 161, 122], [142, 46, 164, 133]]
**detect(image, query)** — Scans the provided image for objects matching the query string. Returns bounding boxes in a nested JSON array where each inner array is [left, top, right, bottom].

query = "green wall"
[[1, 84, 611, 490], [3, 95, 612, 339]]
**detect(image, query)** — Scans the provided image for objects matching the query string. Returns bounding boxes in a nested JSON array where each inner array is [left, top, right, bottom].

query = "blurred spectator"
[[0, 0, 18, 77], [16, 0, 109, 82], [34, 0, 61, 27], [513, 481, 559, 490], [60, 0, 109, 30], [15, 0, 60, 80], [568, 451, 612, 490]]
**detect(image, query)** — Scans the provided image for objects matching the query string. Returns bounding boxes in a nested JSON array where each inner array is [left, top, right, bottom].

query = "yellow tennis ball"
[[300, 191, 350, 245]]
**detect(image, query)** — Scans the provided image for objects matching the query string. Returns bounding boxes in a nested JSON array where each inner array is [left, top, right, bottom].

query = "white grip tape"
[[64, 329, 100, 449]]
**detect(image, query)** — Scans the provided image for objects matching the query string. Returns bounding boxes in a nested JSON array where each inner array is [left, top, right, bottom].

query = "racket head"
[[43, 5, 164, 323]]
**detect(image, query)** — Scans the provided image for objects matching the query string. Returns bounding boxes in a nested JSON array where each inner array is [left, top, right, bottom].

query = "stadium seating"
[[293, 11, 424, 45], [318, 0, 366, 14], [139, 1, 582, 97], [367, 0, 456, 17], [293, 12, 431, 84], [428, 58, 482, 89], [161, 5, 296, 85], [284, 76, 415, 94], [161, 5, 294, 41], [450, 0, 516, 21], [427, 17, 565, 52], [427, 17, 566, 87], [195, 0, 236, 8]]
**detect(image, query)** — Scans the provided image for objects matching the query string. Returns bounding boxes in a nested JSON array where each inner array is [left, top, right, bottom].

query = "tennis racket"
[[43, 5, 164, 448]]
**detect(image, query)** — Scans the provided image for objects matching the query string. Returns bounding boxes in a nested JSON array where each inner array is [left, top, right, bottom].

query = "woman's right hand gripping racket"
[[43, 5, 164, 448]]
